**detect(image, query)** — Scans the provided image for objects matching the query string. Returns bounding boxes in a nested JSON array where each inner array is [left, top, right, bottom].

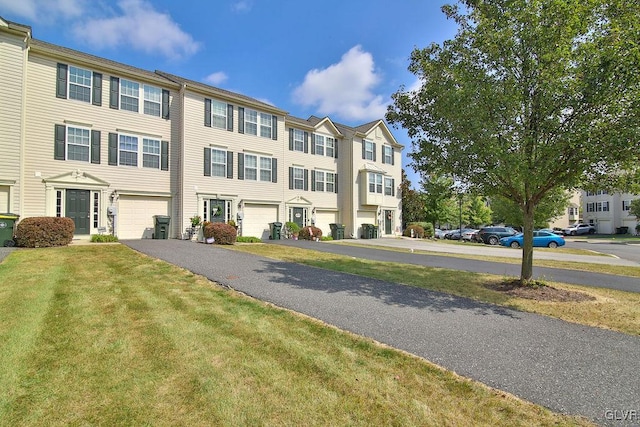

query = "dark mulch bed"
[[486, 279, 596, 302]]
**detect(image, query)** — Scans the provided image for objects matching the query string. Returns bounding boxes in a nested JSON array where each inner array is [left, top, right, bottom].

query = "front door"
[[384, 210, 393, 235], [292, 207, 304, 229], [66, 189, 90, 235], [210, 199, 226, 223]]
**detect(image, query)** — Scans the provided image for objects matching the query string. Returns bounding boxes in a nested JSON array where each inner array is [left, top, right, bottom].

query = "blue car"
[[499, 230, 566, 248]]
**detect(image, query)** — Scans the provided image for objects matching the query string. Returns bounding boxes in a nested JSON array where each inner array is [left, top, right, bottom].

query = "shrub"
[[90, 234, 119, 243], [285, 222, 300, 235], [403, 224, 425, 238], [320, 235, 333, 241], [236, 236, 261, 243], [211, 222, 237, 245], [202, 221, 214, 238], [15, 216, 75, 248], [299, 225, 323, 241]]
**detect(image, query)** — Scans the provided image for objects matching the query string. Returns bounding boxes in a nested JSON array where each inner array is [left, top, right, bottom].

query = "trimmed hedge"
[[15, 217, 75, 248], [210, 222, 237, 245], [403, 224, 425, 238], [299, 225, 323, 241]]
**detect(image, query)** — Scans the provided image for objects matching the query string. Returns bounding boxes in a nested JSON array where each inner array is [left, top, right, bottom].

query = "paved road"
[[123, 239, 639, 426], [271, 238, 640, 294]]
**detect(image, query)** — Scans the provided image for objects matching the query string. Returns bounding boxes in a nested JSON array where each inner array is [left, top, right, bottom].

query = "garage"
[[314, 210, 338, 237], [596, 220, 612, 234], [242, 204, 279, 240], [356, 210, 377, 238], [118, 195, 171, 239], [0, 186, 9, 213]]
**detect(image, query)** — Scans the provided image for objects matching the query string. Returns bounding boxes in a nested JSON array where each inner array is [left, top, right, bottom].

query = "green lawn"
[[0, 245, 592, 426]]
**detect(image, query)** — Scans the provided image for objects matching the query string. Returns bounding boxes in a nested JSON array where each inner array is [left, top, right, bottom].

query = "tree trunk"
[[520, 203, 535, 283]]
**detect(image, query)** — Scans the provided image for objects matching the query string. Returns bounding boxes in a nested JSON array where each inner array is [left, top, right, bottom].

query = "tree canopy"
[[387, 0, 640, 282]]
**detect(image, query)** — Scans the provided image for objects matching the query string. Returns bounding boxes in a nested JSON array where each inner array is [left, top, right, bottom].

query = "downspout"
[[18, 33, 31, 218]]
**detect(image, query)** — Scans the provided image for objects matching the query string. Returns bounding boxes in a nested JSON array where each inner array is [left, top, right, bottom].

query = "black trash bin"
[[270, 222, 282, 240], [372, 225, 379, 238], [329, 223, 345, 240], [616, 226, 629, 235], [0, 213, 19, 247], [153, 215, 171, 239], [362, 223, 374, 239]]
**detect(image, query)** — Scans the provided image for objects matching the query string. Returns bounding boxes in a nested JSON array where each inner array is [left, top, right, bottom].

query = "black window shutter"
[[311, 170, 316, 192], [91, 130, 101, 164], [161, 140, 169, 171], [310, 133, 315, 155], [382, 147, 386, 164], [56, 63, 67, 99], [108, 133, 118, 165], [227, 151, 234, 178], [109, 77, 119, 109], [288, 167, 293, 189], [272, 158, 277, 183], [238, 153, 244, 179], [373, 143, 377, 161], [335, 174, 339, 193], [303, 169, 308, 191], [362, 140, 366, 159], [334, 140, 339, 158], [162, 90, 170, 119], [238, 107, 245, 133], [204, 98, 211, 127], [92, 72, 102, 106], [391, 148, 395, 165], [204, 148, 211, 176], [391, 178, 395, 196], [304, 132, 309, 153], [289, 129, 294, 151], [54, 124, 66, 160], [227, 104, 234, 131], [271, 115, 278, 140]]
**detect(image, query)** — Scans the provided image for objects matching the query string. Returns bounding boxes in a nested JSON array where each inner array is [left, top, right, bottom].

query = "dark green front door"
[[210, 199, 226, 223], [385, 210, 393, 235], [66, 189, 90, 235]]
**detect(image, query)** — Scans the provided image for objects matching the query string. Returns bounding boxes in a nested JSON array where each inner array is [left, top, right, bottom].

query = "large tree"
[[490, 188, 570, 229], [387, 0, 640, 283], [400, 170, 425, 227], [421, 174, 457, 230]]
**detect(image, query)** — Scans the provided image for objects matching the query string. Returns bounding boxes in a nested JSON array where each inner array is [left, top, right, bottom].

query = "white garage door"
[[118, 196, 171, 239], [242, 204, 279, 240], [315, 210, 338, 237], [596, 220, 612, 234], [0, 186, 9, 213], [356, 210, 377, 239]]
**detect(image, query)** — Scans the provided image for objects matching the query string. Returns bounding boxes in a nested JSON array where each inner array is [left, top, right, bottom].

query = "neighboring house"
[[548, 191, 582, 230], [582, 190, 639, 234], [0, 17, 403, 240]]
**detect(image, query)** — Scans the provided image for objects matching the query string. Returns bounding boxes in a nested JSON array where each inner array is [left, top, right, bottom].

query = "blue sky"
[[0, 0, 459, 187]]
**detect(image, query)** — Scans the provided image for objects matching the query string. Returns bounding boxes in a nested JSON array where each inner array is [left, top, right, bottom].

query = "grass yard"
[[230, 244, 640, 336], [0, 245, 592, 426]]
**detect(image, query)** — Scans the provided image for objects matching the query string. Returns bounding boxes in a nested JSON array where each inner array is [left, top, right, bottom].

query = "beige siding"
[[0, 31, 25, 213], [21, 53, 174, 223]]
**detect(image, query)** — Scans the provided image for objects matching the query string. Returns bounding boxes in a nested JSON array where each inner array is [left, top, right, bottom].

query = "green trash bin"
[[330, 223, 345, 240], [0, 213, 19, 247], [362, 223, 373, 239], [270, 222, 282, 240], [153, 215, 171, 239], [372, 225, 378, 239]]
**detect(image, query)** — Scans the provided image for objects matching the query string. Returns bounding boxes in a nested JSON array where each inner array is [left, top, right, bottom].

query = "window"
[[142, 138, 160, 169], [325, 137, 335, 158], [368, 172, 382, 193], [245, 109, 258, 135], [568, 207, 578, 216], [119, 135, 138, 166], [364, 140, 374, 160], [56, 190, 62, 217], [260, 113, 272, 138], [93, 192, 99, 228], [68, 66, 92, 102], [622, 200, 632, 211], [211, 100, 227, 129], [67, 126, 90, 162], [586, 191, 595, 196], [260, 156, 272, 181], [244, 154, 257, 180], [596, 190, 608, 195], [315, 171, 325, 192], [596, 201, 609, 212], [586, 202, 595, 212], [144, 85, 162, 117], [384, 177, 394, 196], [315, 135, 325, 156], [120, 79, 140, 112], [211, 148, 228, 177], [383, 146, 393, 164], [326, 172, 335, 193], [293, 129, 305, 152], [293, 167, 305, 190]]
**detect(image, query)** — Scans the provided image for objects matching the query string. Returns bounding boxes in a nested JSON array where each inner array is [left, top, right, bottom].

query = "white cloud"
[[0, 0, 83, 22], [71, 0, 200, 60], [231, 1, 252, 13], [204, 72, 228, 86], [292, 45, 389, 122]]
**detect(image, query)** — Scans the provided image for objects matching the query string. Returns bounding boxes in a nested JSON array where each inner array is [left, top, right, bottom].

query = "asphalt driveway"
[[123, 239, 639, 426]]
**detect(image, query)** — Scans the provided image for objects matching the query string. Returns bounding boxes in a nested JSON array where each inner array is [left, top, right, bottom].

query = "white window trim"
[[66, 125, 91, 162], [210, 147, 228, 177], [293, 129, 305, 152], [315, 134, 325, 156], [211, 99, 227, 129], [293, 167, 305, 190], [364, 140, 374, 161], [368, 172, 383, 194], [118, 132, 161, 169], [120, 78, 163, 117], [383, 145, 393, 164], [68, 65, 92, 103]]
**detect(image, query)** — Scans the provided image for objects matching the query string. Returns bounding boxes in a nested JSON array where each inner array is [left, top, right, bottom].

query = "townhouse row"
[[0, 18, 403, 241], [582, 190, 638, 234]]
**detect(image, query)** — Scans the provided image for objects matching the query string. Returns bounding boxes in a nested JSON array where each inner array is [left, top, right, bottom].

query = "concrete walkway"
[[123, 239, 639, 426]]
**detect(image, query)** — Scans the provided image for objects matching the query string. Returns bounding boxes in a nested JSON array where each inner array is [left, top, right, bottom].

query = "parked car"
[[461, 229, 479, 242], [476, 226, 518, 245], [444, 229, 460, 240], [500, 230, 566, 248], [434, 228, 447, 239], [562, 223, 596, 236]]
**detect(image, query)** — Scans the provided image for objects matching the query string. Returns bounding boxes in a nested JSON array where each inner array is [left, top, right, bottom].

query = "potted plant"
[[285, 221, 300, 240]]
